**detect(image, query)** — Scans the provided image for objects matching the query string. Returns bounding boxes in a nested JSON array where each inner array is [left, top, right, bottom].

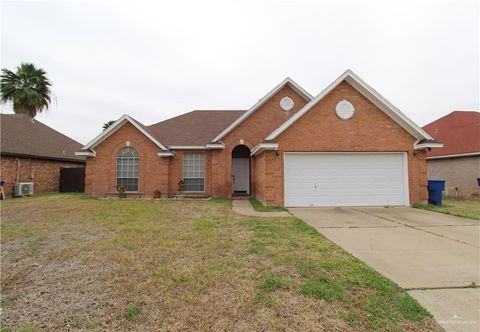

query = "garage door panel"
[[284, 153, 408, 207]]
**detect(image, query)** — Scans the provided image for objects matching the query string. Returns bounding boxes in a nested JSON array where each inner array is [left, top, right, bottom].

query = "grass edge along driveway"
[[1, 194, 440, 331], [413, 196, 480, 220]]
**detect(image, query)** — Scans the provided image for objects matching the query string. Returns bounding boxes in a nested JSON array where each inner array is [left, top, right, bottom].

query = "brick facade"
[[0, 155, 84, 197], [85, 123, 170, 197], [427, 156, 480, 197], [256, 81, 428, 205], [209, 85, 309, 197], [84, 81, 429, 206]]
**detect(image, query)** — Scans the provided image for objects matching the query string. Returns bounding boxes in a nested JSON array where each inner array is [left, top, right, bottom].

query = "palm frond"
[[0, 62, 52, 117]]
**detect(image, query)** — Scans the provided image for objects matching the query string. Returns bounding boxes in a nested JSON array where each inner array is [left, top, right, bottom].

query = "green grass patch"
[[249, 198, 287, 212], [258, 270, 292, 292], [413, 197, 480, 220], [300, 276, 345, 302], [124, 303, 140, 321], [0, 298, 8, 308], [242, 216, 434, 329]]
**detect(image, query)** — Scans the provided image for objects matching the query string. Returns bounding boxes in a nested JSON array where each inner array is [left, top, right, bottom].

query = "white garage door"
[[284, 153, 409, 207]]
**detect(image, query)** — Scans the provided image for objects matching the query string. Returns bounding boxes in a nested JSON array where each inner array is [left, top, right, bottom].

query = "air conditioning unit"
[[14, 182, 34, 197]]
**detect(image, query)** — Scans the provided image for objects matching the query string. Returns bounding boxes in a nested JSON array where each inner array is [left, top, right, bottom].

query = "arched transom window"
[[116, 147, 139, 192]]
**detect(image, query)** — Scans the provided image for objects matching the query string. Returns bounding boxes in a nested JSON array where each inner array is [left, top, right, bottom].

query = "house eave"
[[413, 141, 444, 150], [168, 145, 207, 150], [212, 77, 312, 142], [75, 150, 96, 157], [206, 143, 225, 150], [157, 151, 175, 157], [251, 143, 279, 156], [426, 152, 480, 160], [83, 114, 169, 151]]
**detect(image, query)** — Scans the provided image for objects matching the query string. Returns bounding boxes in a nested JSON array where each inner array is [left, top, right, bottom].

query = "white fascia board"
[[83, 114, 169, 151], [426, 152, 480, 159], [251, 143, 279, 156], [75, 151, 96, 157], [413, 141, 444, 150], [212, 77, 312, 142], [157, 151, 174, 157], [266, 70, 433, 141], [206, 143, 225, 149], [168, 145, 206, 150]]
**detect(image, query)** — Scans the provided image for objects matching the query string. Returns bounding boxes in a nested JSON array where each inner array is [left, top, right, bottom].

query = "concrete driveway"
[[290, 207, 480, 332]]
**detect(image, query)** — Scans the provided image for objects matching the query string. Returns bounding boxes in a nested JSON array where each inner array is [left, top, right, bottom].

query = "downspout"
[[16, 158, 20, 183]]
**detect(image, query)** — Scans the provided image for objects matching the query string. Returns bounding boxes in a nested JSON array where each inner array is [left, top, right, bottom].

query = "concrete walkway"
[[290, 207, 480, 332], [232, 199, 291, 217]]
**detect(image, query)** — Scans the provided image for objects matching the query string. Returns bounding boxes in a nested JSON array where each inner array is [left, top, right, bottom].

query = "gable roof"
[[148, 110, 245, 146], [423, 111, 480, 158], [211, 77, 313, 142], [81, 114, 170, 152], [265, 70, 435, 143], [0, 114, 85, 162]]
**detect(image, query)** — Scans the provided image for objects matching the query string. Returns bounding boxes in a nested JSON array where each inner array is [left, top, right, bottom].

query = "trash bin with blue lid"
[[427, 180, 445, 205]]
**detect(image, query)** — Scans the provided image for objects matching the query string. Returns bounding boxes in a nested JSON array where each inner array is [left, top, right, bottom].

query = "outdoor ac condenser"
[[14, 182, 34, 197]]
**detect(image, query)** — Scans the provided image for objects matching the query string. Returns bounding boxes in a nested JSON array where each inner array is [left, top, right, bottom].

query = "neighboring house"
[[77, 70, 441, 207], [423, 111, 480, 197], [0, 114, 86, 197]]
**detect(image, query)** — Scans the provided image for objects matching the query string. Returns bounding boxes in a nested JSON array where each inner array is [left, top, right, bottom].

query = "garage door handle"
[[314, 184, 317, 189]]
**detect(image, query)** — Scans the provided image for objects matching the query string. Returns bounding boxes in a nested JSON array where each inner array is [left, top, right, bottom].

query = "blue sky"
[[1, 0, 478, 144]]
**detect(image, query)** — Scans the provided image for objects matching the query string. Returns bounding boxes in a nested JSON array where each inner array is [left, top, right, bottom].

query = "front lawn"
[[0, 194, 440, 331], [413, 196, 480, 220]]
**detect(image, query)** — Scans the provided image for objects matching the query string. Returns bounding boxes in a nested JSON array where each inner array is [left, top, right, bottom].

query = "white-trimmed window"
[[116, 147, 139, 192], [183, 153, 205, 192]]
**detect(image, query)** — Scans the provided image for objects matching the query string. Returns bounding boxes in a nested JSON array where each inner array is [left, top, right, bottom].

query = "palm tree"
[[103, 120, 116, 130], [0, 62, 52, 118]]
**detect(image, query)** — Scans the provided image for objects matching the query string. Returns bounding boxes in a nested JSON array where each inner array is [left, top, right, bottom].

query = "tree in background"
[[103, 120, 116, 130], [0, 63, 52, 118]]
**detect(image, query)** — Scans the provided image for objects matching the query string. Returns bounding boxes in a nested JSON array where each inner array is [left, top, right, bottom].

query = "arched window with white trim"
[[116, 147, 139, 192]]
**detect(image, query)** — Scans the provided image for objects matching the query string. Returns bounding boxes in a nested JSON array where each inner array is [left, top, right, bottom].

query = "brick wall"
[[259, 81, 428, 205], [427, 156, 480, 197], [167, 150, 212, 196], [211, 84, 310, 197], [254, 152, 266, 202], [84, 122, 169, 197], [0, 155, 84, 197]]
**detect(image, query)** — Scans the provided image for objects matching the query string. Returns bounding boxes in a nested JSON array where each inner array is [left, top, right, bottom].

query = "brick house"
[[78, 70, 441, 207], [423, 111, 480, 197], [0, 114, 85, 197]]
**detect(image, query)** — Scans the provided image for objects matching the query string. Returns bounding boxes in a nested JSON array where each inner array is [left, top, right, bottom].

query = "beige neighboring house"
[[423, 111, 480, 197]]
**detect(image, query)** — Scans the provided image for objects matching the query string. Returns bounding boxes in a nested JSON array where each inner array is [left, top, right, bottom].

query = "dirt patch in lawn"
[[1, 194, 441, 331]]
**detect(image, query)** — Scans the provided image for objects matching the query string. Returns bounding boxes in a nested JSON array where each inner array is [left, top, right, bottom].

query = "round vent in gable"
[[280, 96, 294, 111], [335, 100, 355, 120]]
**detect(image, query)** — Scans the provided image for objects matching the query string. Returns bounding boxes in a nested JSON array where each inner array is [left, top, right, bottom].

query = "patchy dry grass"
[[1, 194, 440, 331], [413, 196, 480, 220]]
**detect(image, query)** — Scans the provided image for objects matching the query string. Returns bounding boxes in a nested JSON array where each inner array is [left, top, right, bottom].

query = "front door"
[[232, 158, 250, 194]]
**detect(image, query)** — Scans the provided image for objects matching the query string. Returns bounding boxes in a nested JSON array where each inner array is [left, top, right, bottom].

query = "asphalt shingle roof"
[[1, 114, 85, 162], [147, 110, 246, 146]]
